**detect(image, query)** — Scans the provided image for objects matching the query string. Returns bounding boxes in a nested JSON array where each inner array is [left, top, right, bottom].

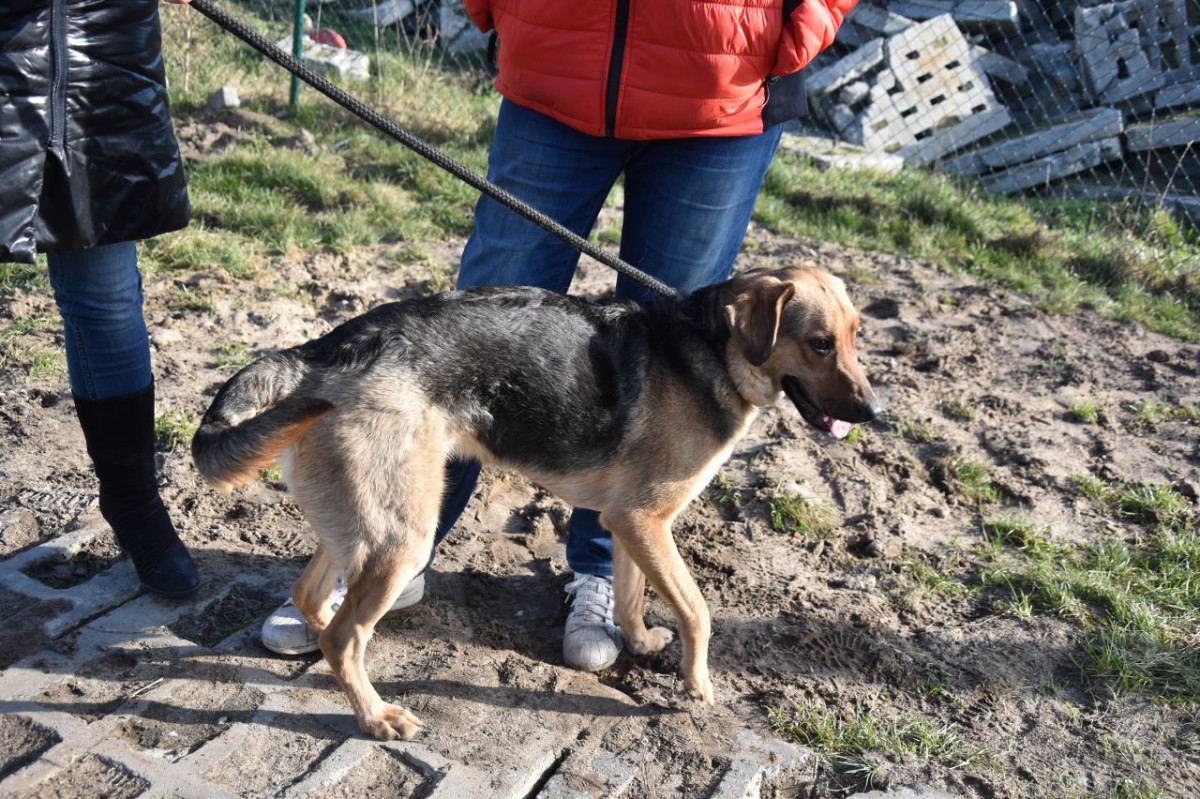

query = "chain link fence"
[[161, 0, 496, 143], [163, 0, 1200, 224]]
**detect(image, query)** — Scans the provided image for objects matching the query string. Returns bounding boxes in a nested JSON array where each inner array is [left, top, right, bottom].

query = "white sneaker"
[[261, 572, 425, 655], [563, 572, 623, 672]]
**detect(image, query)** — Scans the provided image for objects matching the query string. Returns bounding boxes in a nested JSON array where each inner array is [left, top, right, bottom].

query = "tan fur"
[[236, 267, 874, 740]]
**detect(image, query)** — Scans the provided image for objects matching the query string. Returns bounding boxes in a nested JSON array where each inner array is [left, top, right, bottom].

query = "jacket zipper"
[[604, 0, 632, 137], [48, 0, 67, 152]]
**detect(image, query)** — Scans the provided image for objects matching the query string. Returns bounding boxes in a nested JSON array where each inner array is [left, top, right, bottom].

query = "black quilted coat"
[[0, 0, 190, 265]]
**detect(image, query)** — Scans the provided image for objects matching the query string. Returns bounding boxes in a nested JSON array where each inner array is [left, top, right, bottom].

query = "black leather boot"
[[73, 384, 200, 597]]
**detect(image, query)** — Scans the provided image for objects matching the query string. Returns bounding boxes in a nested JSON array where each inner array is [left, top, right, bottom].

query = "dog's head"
[[723, 266, 880, 438]]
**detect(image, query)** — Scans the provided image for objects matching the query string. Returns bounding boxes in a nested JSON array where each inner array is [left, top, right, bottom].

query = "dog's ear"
[[723, 280, 796, 367]]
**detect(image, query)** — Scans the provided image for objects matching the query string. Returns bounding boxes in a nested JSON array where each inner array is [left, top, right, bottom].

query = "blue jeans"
[[434, 100, 784, 575], [48, 241, 154, 401]]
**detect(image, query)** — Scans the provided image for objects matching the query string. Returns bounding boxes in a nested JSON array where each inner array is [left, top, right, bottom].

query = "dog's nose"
[[854, 397, 882, 423]]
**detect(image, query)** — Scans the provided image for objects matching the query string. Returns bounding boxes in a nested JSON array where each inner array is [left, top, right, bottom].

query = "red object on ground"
[[309, 28, 347, 49]]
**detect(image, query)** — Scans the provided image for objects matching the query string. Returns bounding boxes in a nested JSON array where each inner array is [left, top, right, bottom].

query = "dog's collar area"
[[781, 376, 852, 440]]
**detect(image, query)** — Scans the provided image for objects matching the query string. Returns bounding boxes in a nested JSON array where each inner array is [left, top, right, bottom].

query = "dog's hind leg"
[[290, 543, 340, 633], [605, 512, 714, 705], [308, 411, 447, 741], [612, 539, 674, 655], [320, 549, 429, 741]]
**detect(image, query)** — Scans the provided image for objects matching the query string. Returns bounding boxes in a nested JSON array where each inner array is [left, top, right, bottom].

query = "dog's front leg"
[[607, 515, 714, 705], [612, 540, 674, 655]]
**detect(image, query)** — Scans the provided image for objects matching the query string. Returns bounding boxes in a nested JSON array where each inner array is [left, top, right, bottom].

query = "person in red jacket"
[[262, 0, 855, 667]]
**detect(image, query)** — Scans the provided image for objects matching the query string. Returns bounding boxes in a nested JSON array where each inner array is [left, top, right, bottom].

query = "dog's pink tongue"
[[827, 418, 853, 440]]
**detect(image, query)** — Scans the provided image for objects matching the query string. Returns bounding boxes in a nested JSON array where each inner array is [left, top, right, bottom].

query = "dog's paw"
[[686, 675, 715, 705], [625, 626, 674, 655], [361, 704, 422, 741]]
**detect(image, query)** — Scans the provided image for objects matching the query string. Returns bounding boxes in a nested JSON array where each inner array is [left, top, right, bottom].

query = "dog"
[[191, 265, 879, 740]]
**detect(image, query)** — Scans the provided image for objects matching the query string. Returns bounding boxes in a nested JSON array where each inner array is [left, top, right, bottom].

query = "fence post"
[[289, 0, 306, 113]]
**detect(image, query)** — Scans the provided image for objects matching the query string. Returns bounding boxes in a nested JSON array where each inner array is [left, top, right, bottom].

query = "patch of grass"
[[1124, 399, 1200, 434], [893, 555, 972, 611], [212, 341, 254, 371], [768, 489, 839, 539], [890, 417, 945, 443], [759, 152, 1200, 340], [982, 515, 1052, 554], [1067, 397, 1103, 424], [769, 700, 991, 783], [155, 410, 198, 453], [167, 286, 217, 314], [260, 464, 284, 488], [0, 315, 64, 381], [141, 227, 258, 280], [0, 260, 47, 296], [1072, 475, 1193, 526], [949, 457, 1000, 506], [705, 472, 739, 513], [981, 481, 1200, 701], [938, 396, 979, 422]]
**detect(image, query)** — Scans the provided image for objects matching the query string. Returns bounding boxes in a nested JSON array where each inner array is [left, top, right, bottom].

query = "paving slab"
[[0, 553, 816, 798]]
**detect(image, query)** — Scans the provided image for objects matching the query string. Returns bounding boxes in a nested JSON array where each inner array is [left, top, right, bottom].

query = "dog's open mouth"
[[782, 376, 853, 440]]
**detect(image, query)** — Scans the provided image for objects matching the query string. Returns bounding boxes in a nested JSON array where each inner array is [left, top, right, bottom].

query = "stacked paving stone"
[[801, 0, 1199, 205]]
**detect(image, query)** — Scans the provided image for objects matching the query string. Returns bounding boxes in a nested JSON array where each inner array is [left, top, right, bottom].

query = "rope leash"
[[186, 0, 677, 299]]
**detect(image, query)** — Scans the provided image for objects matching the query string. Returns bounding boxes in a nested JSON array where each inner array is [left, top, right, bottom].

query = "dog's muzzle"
[[782, 376, 880, 440]]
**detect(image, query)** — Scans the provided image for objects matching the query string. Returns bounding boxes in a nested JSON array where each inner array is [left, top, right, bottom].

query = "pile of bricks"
[[803, 0, 1199, 202]]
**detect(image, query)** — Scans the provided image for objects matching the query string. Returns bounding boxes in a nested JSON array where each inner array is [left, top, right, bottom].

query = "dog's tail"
[[191, 350, 334, 492]]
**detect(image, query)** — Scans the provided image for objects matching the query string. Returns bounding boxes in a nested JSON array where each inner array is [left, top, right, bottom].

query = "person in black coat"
[[0, 0, 199, 596]]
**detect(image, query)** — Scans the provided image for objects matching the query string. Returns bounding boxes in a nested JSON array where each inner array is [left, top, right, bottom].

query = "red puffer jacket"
[[463, 0, 856, 139]]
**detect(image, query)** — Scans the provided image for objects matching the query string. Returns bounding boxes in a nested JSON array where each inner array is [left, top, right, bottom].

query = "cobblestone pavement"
[[0, 524, 818, 798]]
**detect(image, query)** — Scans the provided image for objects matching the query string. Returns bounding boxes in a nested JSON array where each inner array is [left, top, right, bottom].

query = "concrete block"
[[808, 39, 886, 95], [274, 36, 370, 81], [849, 4, 914, 35], [897, 106, 1013, 167], [1125, 113, 1200, 150], [206, 86, 241, 111], [831, 104, 859, 133], [980, 136, 1123, 193], [1155, 80, 1200, 110], [709, 729, 812, 799], [839, 80, 872, 107], [942, 107, 1124, 174], [888, 0, 955, 20], [1031, 42, 1081, 92], [349, 0, 415, 26], [781, 134, 907, 173], [861, 15, 999, 152], [440, 0, 490, 56], [538, 747, 640, 798], [953, 0, 1020, 31], [970, 45, 1029, 84]]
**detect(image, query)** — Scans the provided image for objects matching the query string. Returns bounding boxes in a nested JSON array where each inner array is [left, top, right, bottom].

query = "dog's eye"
[[810, 338, 835, 356]]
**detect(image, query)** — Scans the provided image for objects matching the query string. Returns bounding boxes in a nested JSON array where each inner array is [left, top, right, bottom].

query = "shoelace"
[[564, 573, 618, 634]]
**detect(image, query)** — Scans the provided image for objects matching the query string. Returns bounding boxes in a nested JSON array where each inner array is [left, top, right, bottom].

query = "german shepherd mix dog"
[[192, 266, 879, 740]]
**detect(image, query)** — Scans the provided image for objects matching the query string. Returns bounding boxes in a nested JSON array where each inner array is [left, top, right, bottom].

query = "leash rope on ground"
[[186, 0, 677, 299]]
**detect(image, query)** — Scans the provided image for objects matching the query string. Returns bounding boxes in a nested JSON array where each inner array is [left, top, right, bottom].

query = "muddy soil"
[[2, 154, 1199, 797]]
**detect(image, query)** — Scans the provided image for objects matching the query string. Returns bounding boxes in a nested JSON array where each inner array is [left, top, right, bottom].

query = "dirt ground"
[[2, 157, 1200, 795]]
